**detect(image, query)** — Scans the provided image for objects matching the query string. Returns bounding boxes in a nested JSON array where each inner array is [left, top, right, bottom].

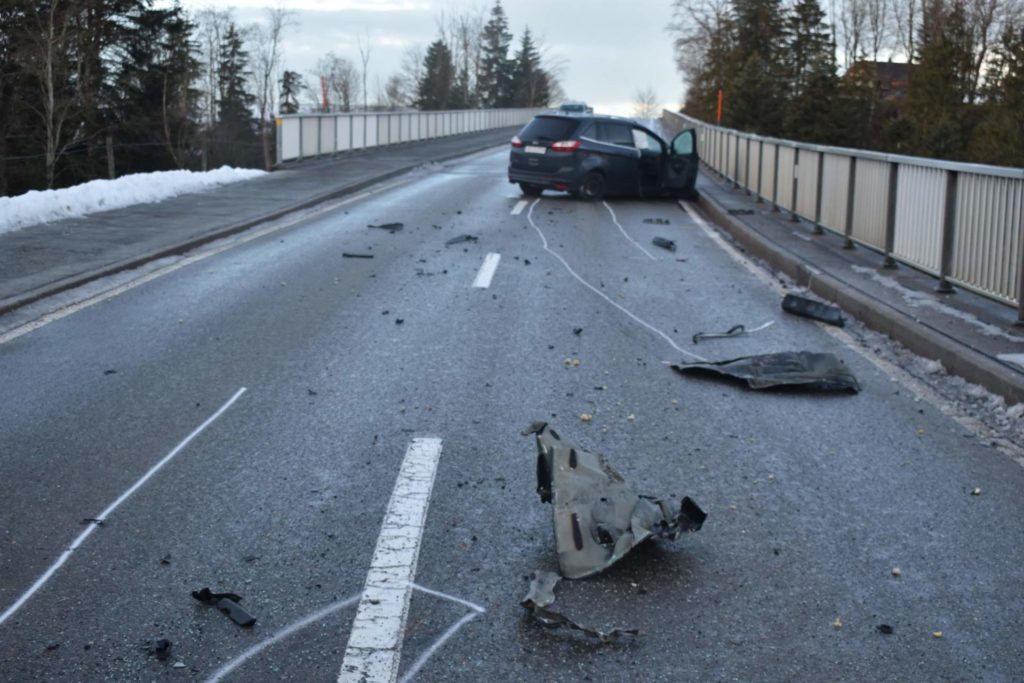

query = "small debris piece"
[[693, 324, 745, 344], [652, 236, 676, 252], [173, 662, 186, 669], [307, 388, 317, 396], [160, 554, 172, 565], [832, 617, 843, 630], [579, 414, 592, 422], [142, 638, 172, 662], [971, 487, 982, 496], [932, 631, 943, 638], [342, 253, 374, 259], [671, 352, 860, 392], [563, 358, 581, 367], [572, 327, 583, 336], [192, 588, 256, 627], [727, 208, 755, 215], [367, 222, 403, 232], [445, 234, 479, 246], [877, 624, 894, 634], [626, 414, 635, 421], [892, 567, 902, 577], [782, 293, 846, 327], [643, 217, 670, 225], [103, 369, 117, 375], [45, 643, 60, 651], [395, 319, 404, 325], [521, 570, 638, 643], [81, 518, 105, 526], [524, 422, 705, 579]]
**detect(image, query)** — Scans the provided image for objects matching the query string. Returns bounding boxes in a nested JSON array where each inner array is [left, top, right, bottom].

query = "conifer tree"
[[214, 22, 257, 166], [416, 39, 455, 110], [477, 1, 514, 107], [279, 70, 303, 114], [784, 0, 839, 141], [726, 0, 788, 135], [511, 27, 550, 107]]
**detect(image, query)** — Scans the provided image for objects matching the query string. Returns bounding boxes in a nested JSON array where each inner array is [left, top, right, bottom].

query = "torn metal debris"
[[192, 588, 256, 627], [367, 222, 403, 232], [445, 234, 479, 246], [520, 571, 638, 642], [524, 421, 706, 579], [671, 351, 860, 392], [651, 237, 676, 252], [782, 294, 845, 327], [342, 253, 374, 259]]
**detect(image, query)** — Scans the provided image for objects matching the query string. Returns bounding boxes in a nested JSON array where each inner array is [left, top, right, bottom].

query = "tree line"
[[0, 0, 559, 197], [669, 0, 1024, 166]]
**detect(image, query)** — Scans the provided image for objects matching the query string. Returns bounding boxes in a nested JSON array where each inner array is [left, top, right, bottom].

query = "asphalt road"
[[1, 147, 1022, 682]]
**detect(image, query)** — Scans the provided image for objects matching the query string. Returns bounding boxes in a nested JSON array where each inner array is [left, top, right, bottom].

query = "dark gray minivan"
[[508, 114, 698, 200]]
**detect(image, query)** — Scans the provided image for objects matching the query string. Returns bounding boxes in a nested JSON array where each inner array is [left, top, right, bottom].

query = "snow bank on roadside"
[[0, 166, 266, 235]]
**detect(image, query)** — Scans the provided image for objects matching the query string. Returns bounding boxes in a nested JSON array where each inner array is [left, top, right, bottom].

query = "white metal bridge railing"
[[663, 110, 1024, 323], [275, 108, 541, 164]]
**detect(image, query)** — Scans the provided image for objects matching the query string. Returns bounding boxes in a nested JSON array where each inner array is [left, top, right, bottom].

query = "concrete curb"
[[0, 133, 512, 317], [695, 186, 1024, 406]]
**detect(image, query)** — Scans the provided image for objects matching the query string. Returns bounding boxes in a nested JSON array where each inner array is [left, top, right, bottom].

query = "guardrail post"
[[790, 147, 800, 222], [756, 140, 764, 203], [298, 117, 304, 161], [883, 161, 899, 268], [937, 170, 959, 293], [275, 118, 282, 165], [744, 138, 751, 194], [843, 157, 857, 248], [317, 116, 322, 157], [732, 135, 740, 189], [1016, 240, 1024, 325], [813, 151, 825, 234], [771, 144, 780, 212]]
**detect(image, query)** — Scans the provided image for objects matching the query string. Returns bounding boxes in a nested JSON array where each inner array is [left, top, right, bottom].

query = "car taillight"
[[550, 140, 580, 152], [510, 136, 524, 148]]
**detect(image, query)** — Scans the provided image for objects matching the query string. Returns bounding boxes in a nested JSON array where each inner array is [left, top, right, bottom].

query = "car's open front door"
[[665, 128, 699, 199]]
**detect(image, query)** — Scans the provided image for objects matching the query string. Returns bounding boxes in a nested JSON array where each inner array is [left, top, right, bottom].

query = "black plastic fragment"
[[877, 624, 894, 634], [446, 234, 479, 246], [192, 588, 256, 627], [652, 237, 676, 252], [342, 253, 374, 259], [671, 351, 860, 392], [141, 638, 172, 662], [782, 294, 845, 327], [81, 518, 104, 526], [727, 208, 755, 215], [367, 222, 403, 232]]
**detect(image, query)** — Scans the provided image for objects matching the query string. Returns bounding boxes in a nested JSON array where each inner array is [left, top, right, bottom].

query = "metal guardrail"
[[663, 110, 1024, 322], [276, 108, 541, 165]]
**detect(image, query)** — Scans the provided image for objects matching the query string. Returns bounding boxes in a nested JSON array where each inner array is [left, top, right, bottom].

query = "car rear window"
[[519, 117, 580, 142]]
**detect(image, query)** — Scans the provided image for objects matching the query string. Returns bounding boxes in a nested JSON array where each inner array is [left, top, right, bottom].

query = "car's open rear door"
[[665, 129, 699, 199]]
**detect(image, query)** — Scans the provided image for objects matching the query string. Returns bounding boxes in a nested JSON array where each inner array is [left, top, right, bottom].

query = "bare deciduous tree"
[[248, 6, 294, 170], [633, 86, 661, 118], [195, 7, 232, 170], [865, 0, 891, 60], [357, 31, 372, 111], [316, 52, 360, 111], [840, 0, 868, 67], [891, 0, 919, 59]]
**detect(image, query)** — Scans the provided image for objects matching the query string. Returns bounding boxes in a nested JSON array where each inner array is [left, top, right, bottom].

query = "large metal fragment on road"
[[782, 294, 845, 327], [520, 570, 638, 642], [671, 351, 860, 392], [523, 421, 706, 579], [192, 588, 257, 627]]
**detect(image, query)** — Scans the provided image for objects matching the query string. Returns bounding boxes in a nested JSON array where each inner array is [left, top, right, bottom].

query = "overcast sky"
[[168, 0, 685, 115]]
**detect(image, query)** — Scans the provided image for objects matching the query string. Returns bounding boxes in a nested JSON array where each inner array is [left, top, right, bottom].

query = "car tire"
[[580, 172, 606, 200], [519, 183, 543, 196]]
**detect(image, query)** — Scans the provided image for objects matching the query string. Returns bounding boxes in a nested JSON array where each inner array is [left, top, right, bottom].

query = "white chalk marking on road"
[[510, 200, 528, 215], [207, 594, 361, 683], [0, 178, 412, 346], [602, 201, 657, 260], [398, 611, 481, 683], [0, 387, 247, 628], [471, 253, 502, 288], [528, 199, 705, 362], [339, 437, 444, 683]]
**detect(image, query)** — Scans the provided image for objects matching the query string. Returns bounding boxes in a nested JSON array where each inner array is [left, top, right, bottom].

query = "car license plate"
[[525, 145, 546, 155]]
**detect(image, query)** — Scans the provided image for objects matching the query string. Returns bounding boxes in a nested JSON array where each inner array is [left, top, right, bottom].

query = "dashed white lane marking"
[[0, 178, 412, 346], [510, 200, 528, 215], [0, 387, 247, 628], [471, 253, 502, 288], [528, 199, 705, 361], [339, 437, 444, 683], [602, 201, 657, 260]]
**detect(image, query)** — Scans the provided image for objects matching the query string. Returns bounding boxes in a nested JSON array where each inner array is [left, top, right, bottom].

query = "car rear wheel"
[[580, 172, 606, 200], [519, 183, 543, 196]]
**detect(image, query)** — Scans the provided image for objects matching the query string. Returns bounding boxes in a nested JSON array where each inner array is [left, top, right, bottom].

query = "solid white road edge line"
[[511, 200, 528, 215], [472, 253, 502, 288], [0, 178, 413, 346], [528, 199, 706, 362], [338, 437, 444, 683], [0, 387, 247, 628], [602, 201, 657, 260]]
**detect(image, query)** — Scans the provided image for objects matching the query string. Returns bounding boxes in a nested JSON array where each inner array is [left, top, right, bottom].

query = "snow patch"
[[0, 166, 266, 235], [851, 265, 1023, 342], [914, 357, 945, 375]]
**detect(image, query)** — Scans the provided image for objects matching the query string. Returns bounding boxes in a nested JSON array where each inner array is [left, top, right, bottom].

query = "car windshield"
[[520, 117, 580, 142]]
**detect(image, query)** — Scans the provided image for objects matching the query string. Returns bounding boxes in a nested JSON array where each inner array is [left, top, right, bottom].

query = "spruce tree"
[[511, 27, 550, 107], [214, 22, 257, 166], [477, 1, 514, 107], [279, 70, 303, 114], [783, 0, 839, 142], [416, 39, 455, 110], [725, 0, 788, 135]]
